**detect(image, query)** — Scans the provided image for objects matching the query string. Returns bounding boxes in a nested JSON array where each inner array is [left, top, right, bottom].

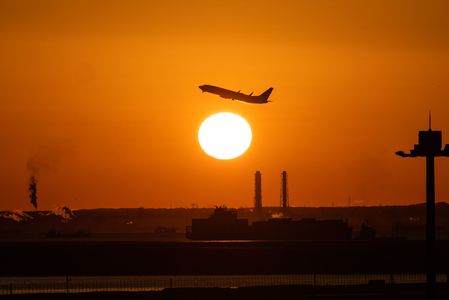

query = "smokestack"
[[281, 171, 289, 213], [254, 171, 262, 214]]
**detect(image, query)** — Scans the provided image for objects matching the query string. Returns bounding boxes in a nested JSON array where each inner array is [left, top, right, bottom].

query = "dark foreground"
[[1, 240, 449, 276], [2, 284, 449, 300]]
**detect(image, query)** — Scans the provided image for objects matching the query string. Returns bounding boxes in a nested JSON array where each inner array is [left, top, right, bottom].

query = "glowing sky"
[[1, 0, 449, 210]]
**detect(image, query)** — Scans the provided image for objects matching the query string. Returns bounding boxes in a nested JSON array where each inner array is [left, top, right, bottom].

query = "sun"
[[198, 112, 252, 160]]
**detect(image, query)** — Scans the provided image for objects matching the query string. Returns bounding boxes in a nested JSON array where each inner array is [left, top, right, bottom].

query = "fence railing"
[[1, 273, 448, 295]]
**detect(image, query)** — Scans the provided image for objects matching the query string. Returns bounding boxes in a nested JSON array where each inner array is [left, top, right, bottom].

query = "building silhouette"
[[186, 207, 352, 240]]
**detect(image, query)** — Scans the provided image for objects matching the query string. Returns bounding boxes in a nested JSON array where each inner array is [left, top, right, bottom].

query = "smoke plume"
[[25, 152, 57, 210], [0, 211, 33, 222], [26, 156, 56, 176], [50, 206, 75, 221], [271, 212, 285, 219], [28, 176, 38, 209]]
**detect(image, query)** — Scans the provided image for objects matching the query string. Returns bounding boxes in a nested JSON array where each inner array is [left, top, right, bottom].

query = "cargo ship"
[[186, 207, 352, 240]]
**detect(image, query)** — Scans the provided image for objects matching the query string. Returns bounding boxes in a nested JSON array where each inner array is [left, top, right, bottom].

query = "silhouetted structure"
[[356, 222, 377, 240], [186, 207, 249, 240], [28, 176, 38, 209], [186, 207, 352, 240], [254, 171, 262, 216], [46, 228, 91, 238], [280, 171, 289, 214], [396, 115, 449, 299], [199, 84, 273, 104]]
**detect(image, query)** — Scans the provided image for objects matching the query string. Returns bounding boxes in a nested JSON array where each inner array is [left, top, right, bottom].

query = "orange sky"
[[1, 0, 449, 210]]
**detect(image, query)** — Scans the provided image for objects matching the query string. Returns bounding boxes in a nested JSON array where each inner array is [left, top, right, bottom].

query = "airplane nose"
[[199, 85, 206, 92]]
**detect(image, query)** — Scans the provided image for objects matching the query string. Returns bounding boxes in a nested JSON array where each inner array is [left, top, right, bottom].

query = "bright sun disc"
[[198, 112, 252, 160]]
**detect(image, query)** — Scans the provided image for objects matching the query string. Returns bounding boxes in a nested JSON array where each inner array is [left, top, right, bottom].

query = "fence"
[[1, 273, 448, 295]]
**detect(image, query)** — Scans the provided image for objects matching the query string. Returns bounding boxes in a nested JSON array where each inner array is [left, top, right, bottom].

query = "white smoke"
[[49, 206, 75, 221], [271, 212, 285, 219], [0, 211, 33, 222]]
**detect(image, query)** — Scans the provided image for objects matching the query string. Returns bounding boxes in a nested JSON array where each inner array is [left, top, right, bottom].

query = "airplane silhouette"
[[199, 85, 273, 104]]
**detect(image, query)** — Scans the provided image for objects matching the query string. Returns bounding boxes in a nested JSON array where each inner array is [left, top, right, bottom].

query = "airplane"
[[199, 84, 273, 104]]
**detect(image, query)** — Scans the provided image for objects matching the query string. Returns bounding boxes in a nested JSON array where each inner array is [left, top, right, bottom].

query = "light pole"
[[396, 117, 449, 298]]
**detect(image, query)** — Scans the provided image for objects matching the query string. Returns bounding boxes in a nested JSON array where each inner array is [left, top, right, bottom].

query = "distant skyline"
[[1, 0, 449, 210]]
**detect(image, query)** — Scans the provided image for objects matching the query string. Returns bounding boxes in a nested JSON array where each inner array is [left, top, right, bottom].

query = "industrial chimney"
[[280, 171, 289, 214], [254, 171, 262, 214]]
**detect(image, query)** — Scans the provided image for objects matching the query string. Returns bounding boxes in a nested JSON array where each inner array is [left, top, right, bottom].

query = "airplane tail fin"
[[259, 87, 273, 101]]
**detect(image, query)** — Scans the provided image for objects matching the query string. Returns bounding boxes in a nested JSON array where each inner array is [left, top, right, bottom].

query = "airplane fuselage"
[[199, 85, 273, 104]]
